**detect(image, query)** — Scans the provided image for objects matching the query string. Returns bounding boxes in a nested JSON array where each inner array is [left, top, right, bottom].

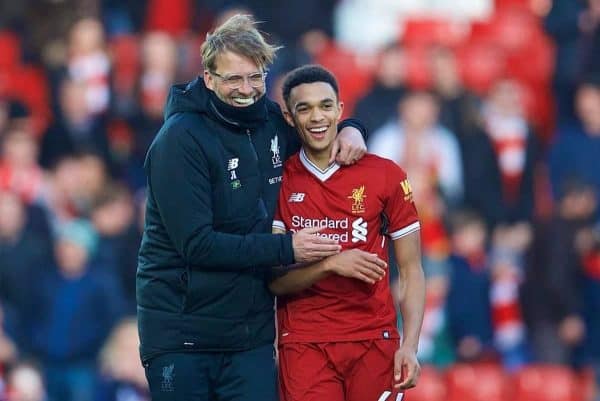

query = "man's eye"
[[296, 107, 308, 113], [322, 104, 333, 110], [248, 74, 264, 84], [226, 76, 243, 85]]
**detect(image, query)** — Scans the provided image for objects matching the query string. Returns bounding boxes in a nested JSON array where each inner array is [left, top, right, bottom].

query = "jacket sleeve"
[[147, 121, 295, 271]]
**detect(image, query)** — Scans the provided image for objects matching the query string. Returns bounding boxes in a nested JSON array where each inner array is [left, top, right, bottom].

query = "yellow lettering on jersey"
[[400, 179, 413, 201]]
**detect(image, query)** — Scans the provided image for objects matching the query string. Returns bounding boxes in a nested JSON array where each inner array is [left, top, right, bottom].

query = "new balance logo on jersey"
[[352, 218, 367, 243], [227, 158, 239, 171], [288, 193, 305, 202]]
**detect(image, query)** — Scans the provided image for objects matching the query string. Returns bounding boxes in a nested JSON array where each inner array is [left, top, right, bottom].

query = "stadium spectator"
[[369, 90, 463, 208], [29, 219, 123, 401], [429, 46, 480, 142], [95, 318, 149, 401], [0, 128, 45, 205], [464, 79, 538, 228], [4, 362, 46, 401], [67, 18, 111, 116], [524, 180, 593, 365], [39, 79, 111, 170], [90, 184, 140, 312], [446, 211, 495, 363], [550, 80, 600, 201], [0, 190, 51, 352], [353, 43, 408, 133]]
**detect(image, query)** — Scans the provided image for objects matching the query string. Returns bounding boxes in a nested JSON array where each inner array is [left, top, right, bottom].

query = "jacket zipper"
[[245, 128, 259, 340], [246, 129, 258, 161]]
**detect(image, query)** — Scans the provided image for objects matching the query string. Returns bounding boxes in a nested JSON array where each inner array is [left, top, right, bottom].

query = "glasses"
[[210, 71, 267, 89]]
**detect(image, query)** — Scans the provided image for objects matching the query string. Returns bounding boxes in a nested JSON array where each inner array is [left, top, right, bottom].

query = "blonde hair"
[[201, 14, 280, 72]]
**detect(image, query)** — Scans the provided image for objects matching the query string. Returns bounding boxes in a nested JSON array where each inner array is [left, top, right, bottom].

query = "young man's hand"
[[393, 345, 421, 390], [292, 227, 341, 263], [325, 249, 387, 284], [329, 126, 367, 165]]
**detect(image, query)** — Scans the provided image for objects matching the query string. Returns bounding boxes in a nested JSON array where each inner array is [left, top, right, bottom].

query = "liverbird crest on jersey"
[[348, 185, 366, 214]]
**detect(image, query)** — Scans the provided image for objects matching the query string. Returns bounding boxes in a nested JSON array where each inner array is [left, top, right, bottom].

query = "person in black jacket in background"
[[137, 14, 369, 401]]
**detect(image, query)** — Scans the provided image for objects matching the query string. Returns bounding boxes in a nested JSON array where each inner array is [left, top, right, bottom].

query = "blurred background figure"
[[446, 211, 494, 363], [0, 190, 51, 354], [353, 44, 408, 133], [429, 46, 481, 142], [5, 362, 46, 401], [524, 180, 594, 365], [0, 128, 45, 206], [39, 79, 111, 170], [90, 184, 140, 313], [67, 18, 111, 116], [472, 79, 538, 228], [369, 90, 463, 208], [28, 220, 124, 401], [96, 318, 149, 401], [550, 80, 600, 202]]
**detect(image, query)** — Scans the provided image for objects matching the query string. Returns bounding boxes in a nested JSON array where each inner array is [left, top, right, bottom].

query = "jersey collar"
[[299, 148, 341, 182]]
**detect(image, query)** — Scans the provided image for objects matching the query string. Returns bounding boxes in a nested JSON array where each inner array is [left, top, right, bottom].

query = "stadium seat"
[[513, 365, 581, 401], [456, 41, 506, 94], [0, 31, 20, 72], [579, 367, 598, 401], [4, 66, 51, 136], [404, 44, 432, 90], [315, 41, 374, 116], [145, 0, 192, 36], [445, 363, 511, 401], [503, 33, 554, 86], [407, 366, 446, 401], [487, 7, 541, 53], [109, 34, 140, 94], [401, 19, 470, 48]]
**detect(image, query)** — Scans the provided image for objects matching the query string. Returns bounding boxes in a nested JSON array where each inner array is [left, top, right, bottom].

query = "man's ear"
[[203, 70, 214, 91], [283, 109, 295, 127], [337, 101, 345, 121]]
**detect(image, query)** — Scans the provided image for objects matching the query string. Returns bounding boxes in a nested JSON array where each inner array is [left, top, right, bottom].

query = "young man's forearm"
[[394, 232, 425, 351], [398, 263, 425, 351], [269, 260, 331, 295]]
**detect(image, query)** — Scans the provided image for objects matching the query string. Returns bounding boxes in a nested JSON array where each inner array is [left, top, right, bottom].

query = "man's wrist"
[[400, 340, 419, 353]]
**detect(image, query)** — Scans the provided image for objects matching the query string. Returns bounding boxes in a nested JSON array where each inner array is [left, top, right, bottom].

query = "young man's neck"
[[303, 147, 333, 171]]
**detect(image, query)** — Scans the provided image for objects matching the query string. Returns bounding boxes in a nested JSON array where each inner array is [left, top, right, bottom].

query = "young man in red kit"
[[270, 65, 426, 401]]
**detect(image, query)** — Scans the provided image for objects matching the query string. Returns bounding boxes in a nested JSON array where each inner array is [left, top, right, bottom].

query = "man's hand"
[[393, 346, 421, 390], [329, 126, 367, 165], [325, 249, 387, 284], [292, 226, 341, 263]]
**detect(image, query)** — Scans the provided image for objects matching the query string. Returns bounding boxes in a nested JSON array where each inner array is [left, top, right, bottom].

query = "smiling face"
[[203, 50, 266, 107], [284, 82, 344, 161]]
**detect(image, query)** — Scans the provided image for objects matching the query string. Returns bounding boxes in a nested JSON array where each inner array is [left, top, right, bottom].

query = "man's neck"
[[303, 147, 332, 171]]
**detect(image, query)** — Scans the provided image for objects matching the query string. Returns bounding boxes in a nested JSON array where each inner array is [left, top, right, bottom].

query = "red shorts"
[[278, 340, 404, 401]]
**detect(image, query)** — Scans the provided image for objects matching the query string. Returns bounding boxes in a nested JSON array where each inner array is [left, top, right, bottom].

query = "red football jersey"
[[273, 149, 420, 344]]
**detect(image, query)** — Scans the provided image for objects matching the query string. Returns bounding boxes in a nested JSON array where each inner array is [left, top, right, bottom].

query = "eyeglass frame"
[[209, 71, 268, 89]]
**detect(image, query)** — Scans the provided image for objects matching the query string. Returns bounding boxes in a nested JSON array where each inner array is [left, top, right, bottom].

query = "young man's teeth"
[[233, 97, 254, 105], [309, 127, 327, 133]]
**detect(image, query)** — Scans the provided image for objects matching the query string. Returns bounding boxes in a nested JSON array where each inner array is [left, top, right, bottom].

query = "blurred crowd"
[[0, 0, 599, 401]]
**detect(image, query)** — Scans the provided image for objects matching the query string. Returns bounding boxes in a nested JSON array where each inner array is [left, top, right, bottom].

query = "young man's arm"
[[392, 231, 425, 390], [268, 228, 387, 295]]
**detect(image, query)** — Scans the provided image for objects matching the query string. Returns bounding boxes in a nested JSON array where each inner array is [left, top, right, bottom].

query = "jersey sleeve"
[[383, 161, 420, 240]]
